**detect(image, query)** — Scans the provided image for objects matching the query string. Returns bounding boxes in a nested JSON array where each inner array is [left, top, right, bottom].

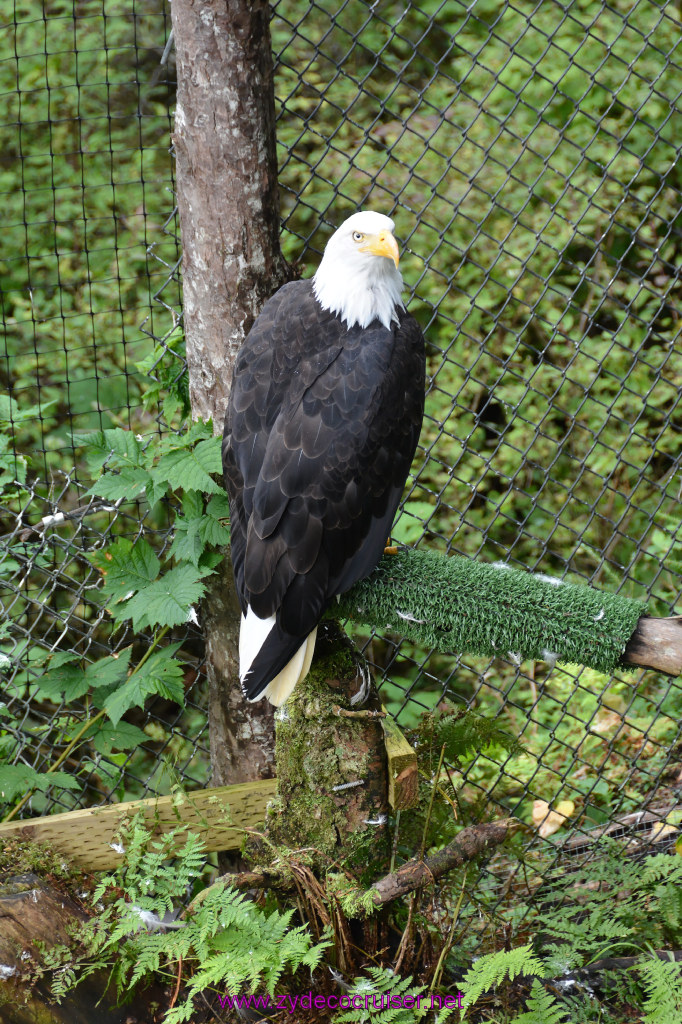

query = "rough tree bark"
[[170, 0, 290, 784]]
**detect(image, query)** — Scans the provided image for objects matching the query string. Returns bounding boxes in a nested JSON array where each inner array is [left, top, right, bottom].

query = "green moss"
[[267, 624, 388, 868], [0, 837, 81, 885]]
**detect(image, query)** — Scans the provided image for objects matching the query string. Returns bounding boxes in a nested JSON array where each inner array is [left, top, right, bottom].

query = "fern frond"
[[508, 979, 567, 1024], [638, 955, 682, 1024], [459, 944, 545, 1016], [333, 966, 429, 1023]]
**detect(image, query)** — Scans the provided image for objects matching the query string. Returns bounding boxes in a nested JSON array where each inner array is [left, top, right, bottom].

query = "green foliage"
[[525, 847, 682, 961], [638, 956, 682, 1024], [1, 0, 176, 451], [0, 764, 81, 802], [459, 944, 546, 1016], [0, 415, 228, 816], [135, 330, 191, 426], [334, 967, 429, 1023], [508, 979, 568, 1024], [46, 818, 329, 1024], [102, 645, 185, 727], [417, 702, 524, 774]]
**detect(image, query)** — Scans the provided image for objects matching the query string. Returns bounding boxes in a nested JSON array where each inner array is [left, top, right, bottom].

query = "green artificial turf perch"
[[334, 549, 645, 675]]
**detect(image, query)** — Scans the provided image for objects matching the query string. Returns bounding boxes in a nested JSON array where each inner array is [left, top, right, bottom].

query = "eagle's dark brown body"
[[223, 278, 425, 701]]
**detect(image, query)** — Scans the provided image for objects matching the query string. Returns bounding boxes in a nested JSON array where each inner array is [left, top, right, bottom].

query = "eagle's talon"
[[350, 658, 372, 706]]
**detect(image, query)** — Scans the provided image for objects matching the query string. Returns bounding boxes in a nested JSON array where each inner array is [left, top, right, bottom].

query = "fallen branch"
[[187, 820, 513, 919], [369, 818, 514, 908], [565, 948, 682, 979]]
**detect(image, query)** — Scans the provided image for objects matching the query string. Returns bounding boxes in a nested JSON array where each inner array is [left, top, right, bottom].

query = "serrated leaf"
[[85, 720, 148, 754], [182, 489, 204, 518], [154, 437, 223, 495], [73, 427, 144, 475], [91, 539, 160, 608], [88, 465, 152, 502], [35, 659, 89, 702], [103, 644, 184, 726], [124, 564, 208, 630], [168, 517, 205, 567], [35, 650, 131, 702], [84, 648, 132, 689], [0, 765, 81, 802], [201, 493, 231, 546]]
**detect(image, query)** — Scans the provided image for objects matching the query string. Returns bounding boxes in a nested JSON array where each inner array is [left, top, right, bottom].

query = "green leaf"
[[0, 765, 81, 802], [91, 539, 160, 608], [85, 720, 148, 754], [201, 493, 231, 547], [168, 517, 205, 567], [509, 979, 568, 1024], [0, 556, 21, 577], [168, 490, 206, 566], [103, 644, 184, 726], [124, 564, 208, 630], [35, 650, 131, 702], [154, 437, 223, 495], [88, 466, 151, 503], [73, 427, 144, 475], [84, 649, 133, 689], [0, 395, 49, 426], [460, 945, 546, 1015], [35, 657, 88, 702]]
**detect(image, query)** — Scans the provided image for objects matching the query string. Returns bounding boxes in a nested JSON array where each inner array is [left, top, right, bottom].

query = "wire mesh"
[[2, 0, 682, 958]]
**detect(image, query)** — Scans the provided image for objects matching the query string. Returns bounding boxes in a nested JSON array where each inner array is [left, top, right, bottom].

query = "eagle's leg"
[[384, 535, 398, 555]]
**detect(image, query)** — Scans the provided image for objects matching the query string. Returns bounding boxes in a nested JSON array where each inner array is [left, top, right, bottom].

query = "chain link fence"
[[2, 0, 682, 947]]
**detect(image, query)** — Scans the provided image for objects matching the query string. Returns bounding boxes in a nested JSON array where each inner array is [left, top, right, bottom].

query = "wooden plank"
[[0, 778, 277, 871], [381, 710, 418, 810]]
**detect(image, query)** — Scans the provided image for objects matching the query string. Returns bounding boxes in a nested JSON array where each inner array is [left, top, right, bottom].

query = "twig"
[[169, 955, 183, 1010], [332, 704, 386, 719], [420, 744, 446, 862], [430, 868, 468, 993], [369, 819, 514, 909]]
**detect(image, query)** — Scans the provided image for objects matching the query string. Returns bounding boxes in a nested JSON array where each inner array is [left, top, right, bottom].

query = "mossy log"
[[0, 873, 161, 1024], [262, 622, 389, 870]]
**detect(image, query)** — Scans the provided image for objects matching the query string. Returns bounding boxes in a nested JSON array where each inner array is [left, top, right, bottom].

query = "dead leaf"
[[532, 799, 575, 838]]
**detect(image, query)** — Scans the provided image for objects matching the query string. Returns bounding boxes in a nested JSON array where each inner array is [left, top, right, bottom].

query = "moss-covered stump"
[[264, 621, 389, 871]]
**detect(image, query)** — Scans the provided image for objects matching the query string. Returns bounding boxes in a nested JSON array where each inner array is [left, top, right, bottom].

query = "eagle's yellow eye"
[[352, 231, 364, 242]]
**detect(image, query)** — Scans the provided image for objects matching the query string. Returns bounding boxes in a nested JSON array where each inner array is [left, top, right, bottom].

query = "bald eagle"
[[222, 211, 425, 705]]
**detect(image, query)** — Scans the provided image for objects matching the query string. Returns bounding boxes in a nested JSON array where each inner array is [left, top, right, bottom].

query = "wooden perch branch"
[[621, 616, 682, 675], [369, 819, 513, 908], [334, 549, 682, 678]]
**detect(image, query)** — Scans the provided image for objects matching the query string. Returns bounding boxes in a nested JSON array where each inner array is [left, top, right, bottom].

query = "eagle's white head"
[[312, 211, 405, 330]]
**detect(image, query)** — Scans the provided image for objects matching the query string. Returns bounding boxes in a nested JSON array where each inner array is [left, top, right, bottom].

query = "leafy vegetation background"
[[2, 0, 682, 1017]]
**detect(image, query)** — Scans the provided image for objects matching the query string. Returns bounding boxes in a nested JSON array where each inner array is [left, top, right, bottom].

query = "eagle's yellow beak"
[[360, 231, 400, 268]]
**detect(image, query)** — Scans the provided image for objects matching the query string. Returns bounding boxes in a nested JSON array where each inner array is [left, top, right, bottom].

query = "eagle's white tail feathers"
[[239, 606, 317, 706], [263, 626, 317, 707], [239, 607, 276, 685]]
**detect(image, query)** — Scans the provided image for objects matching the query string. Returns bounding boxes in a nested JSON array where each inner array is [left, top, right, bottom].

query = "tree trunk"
[[262, 622, 390, 869], [170, 0, 289, 783]]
